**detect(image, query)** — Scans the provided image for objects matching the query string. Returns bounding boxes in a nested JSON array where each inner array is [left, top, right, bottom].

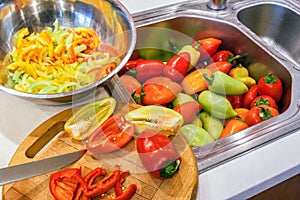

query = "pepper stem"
[[227, 55, 241, 64], [203, 73, 214, 85], [160, 159, 181, 178]]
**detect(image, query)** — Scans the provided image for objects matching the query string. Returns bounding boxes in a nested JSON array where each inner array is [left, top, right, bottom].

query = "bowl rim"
[[0, 0, 137, 101]]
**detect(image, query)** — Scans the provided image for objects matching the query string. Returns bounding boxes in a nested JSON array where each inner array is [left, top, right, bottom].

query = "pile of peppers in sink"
[[119, 37, 283, 147]]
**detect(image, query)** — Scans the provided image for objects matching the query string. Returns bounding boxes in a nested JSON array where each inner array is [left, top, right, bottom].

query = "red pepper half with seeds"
[[136, 129, 181, 179]]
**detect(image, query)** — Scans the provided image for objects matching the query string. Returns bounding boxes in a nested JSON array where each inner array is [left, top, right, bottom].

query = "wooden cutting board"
[[2, 103, 198, 200]]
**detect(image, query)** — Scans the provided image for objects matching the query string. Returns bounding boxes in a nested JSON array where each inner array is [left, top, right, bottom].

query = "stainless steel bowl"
[[0, 0, 136, 104]]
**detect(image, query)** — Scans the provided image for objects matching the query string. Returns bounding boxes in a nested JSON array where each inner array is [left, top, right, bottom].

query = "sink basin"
[[129, 2, 300, 172], [237, 3, 300, 66]]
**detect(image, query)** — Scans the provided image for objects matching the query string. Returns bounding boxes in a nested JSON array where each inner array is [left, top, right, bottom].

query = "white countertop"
[[1, 1, 300, 199]]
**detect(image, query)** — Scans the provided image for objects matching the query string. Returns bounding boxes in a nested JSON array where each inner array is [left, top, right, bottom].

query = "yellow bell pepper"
[[229, 64, 256, 88]]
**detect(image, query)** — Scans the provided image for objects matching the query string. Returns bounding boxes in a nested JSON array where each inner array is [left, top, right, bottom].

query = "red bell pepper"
[[118, 59, 144, 76], [205, 61, 233, 74], [135, 59, 165, 82], [136, 130, 181, 179], [173, 101, 202, 124], [133, 76, 182, 105], [192, 37, 222, 61], [49, 168, 88, 200], [226, 94, 244, 109], [250, 95, 278, 110], [245, 105, 279, 126], [211, 50, 241, 64], [243, 85, 259, 109], [257, 73, 283, 102], [163, 52, 190, 82], [86, 115, 135, 154]]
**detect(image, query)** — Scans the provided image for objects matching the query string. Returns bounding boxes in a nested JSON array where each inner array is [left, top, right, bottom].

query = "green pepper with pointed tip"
[[198, 90, 237, 119], [180, 124, 214, 146], [200, 111, 223, 140], [204, 71, 248, 95]]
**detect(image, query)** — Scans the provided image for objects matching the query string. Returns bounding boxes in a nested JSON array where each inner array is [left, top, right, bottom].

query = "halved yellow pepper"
[[64, 97, 116, 140]]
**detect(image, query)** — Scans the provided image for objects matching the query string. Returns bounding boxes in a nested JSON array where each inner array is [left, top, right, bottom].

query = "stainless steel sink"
[[130, 0, 300, 172], [236, 2, 300, 67]]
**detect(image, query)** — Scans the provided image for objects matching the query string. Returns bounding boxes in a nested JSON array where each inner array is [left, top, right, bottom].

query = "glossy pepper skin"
[[133, 76, 182, 105], [136, 130, 181, 179], [163, 52, 190, 82], [257, 73, 283, 102], [204, 71, 249, 95], [86, 115, 135, 154], [198, 90, 237, 119], [135, 59, 165, 82], [179, 45, 200, 71], [181, 68, 212, 94], [49, 168, 88, 200], [192, 37, 222, 61], [250, 95, 278, 110], [243, 85, 259, 109], [229, 64, 256, 88], [219, 118, 248, 138], [200, 111, 224, 140], [245, 105, 279, 126], [211, 50, 234, 62], [205, 61, 233, 74], [84, 166, 121, 197]]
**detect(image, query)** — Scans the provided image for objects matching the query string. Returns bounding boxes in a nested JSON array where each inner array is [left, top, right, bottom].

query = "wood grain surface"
[[2, 103, 198, 200]]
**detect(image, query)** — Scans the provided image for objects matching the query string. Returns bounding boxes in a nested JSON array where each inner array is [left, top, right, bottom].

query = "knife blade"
[[0, 149, 86, 186]]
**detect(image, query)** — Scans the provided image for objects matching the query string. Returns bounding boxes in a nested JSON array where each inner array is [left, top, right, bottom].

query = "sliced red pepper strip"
[[49, 168, 88, 200], [84, 167, 106, 188], [101, 184, 137, 200], [115, 171, 130, 197], [84, 166, 121, 197]]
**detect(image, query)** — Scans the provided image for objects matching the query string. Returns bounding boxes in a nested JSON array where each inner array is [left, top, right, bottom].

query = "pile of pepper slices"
[[49, 165, 137, 200], [1, 20, 120, 94], [119, 37, 283, 146]]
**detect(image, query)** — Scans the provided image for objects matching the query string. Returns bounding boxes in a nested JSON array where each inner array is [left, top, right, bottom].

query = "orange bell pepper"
[[219, 118, 248, 138], [181, 68, 212, 94]]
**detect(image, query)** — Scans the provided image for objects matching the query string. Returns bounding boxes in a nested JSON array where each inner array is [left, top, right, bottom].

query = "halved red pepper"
[[49, 168, 88, 200], [86, 115, 135, 154], [136, 130, 181, 179], [163, 52, 190, 82]]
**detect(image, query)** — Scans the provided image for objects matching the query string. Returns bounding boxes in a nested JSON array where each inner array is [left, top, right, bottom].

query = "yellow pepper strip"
[[4, 21, 121, 94], [7, 61, 28, 71], [16, 44, 41, 62], [16, 28, 30, 48]]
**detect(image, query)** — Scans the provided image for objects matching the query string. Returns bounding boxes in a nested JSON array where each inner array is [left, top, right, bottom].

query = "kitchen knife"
[[0, 149, 86, 186]]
